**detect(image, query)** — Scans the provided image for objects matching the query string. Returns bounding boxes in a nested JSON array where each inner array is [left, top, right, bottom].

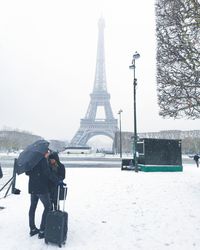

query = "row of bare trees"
[[114, 130, 200, 154], [0, 130, 68, 152], [0, 130, 42, 151]]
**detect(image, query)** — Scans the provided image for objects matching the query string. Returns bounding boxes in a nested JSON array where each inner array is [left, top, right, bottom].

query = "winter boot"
[[30, 227, 39, 236], [38, 230, 45, 239]]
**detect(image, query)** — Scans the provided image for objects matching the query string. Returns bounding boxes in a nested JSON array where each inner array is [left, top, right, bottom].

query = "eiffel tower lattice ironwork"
[[70, 18, 118, 147]]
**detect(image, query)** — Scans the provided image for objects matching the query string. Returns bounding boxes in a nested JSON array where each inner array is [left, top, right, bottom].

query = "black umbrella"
[[16, 139, 49, 175]]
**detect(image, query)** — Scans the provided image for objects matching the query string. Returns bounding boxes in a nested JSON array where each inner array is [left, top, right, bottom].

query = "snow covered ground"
[[1, 163, 200, 250]]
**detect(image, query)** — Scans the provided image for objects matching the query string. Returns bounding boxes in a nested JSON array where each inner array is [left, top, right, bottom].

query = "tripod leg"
[[11, 159, 17, 193], [0, 176, 14, 193], [4, 179, 14, 198], [1, 159, 18, 197]]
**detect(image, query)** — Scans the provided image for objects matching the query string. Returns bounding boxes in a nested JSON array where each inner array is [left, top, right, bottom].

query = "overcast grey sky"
[[0, 0, 199, 142]]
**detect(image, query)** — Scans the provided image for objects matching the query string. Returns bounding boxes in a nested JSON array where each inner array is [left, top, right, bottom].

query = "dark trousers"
[[195, 160, 199, 167], [51, 199, 60, 211], [29, 193, 51, 231], [50, 187, 59, 211]]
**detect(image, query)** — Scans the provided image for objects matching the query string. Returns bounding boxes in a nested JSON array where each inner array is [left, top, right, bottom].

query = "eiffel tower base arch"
[[70, 120, 118, 147]]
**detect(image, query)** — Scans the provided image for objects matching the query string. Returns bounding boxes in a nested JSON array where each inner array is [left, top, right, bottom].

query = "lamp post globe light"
[[118, 109, 123, 158], [129, 51, 140, 172]]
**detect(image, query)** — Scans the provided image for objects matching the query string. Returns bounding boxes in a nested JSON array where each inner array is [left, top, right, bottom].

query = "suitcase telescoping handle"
[[57, 185, 67, 211]]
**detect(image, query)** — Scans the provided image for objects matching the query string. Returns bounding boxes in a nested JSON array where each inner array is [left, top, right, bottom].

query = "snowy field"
[[1, 162, 200, 250]]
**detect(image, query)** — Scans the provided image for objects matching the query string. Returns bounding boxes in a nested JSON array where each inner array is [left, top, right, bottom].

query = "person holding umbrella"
[[48, 152, 66, 210], [16, 140, 66, 239]]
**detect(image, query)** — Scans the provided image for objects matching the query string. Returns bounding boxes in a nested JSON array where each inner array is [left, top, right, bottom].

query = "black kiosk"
[[122, 138, 183, 172]]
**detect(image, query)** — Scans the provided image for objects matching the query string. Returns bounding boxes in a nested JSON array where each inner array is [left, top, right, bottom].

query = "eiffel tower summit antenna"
[[70, 17, 118, 147]]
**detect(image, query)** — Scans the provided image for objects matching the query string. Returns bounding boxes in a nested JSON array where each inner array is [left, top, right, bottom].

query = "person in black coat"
[[48, 152, 66, 210], [26, 150, 65, 239], [194, 154, 200, 167], [0, 164, 3, 179]]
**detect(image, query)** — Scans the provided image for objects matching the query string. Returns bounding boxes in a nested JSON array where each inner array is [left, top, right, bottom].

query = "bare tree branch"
[[155, 0, 200, 119]]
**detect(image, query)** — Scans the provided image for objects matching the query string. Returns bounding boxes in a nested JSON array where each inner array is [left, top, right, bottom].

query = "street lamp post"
[[129, 51, 140, 172], [118, 109, 123, 158]]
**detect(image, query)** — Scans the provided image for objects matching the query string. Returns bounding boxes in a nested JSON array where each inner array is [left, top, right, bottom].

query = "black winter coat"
[[26, 157, 59, 194], [194, 155, 200, 161], [48, 162, 65, 201]]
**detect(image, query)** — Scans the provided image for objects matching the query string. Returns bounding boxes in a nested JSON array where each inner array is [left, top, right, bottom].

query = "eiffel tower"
[[70, 17, 118, 147]]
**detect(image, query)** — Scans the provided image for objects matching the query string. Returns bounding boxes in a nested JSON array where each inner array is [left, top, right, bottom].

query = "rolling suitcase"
[[44, 186, 68, 248]]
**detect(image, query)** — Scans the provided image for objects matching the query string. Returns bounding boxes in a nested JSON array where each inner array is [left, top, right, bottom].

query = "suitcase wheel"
[[59, 244, 62, 248], [45, 239, 48, 244]]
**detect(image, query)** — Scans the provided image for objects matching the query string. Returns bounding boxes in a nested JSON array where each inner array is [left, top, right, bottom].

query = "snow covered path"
[[1, 164, 200, 250]]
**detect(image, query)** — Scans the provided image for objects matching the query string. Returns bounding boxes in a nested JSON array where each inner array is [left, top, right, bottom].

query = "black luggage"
[[44, 186, 68, 247]]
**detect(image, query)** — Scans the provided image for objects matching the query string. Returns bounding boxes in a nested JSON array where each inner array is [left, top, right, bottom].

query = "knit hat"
[[49, 152, 60, 163]]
